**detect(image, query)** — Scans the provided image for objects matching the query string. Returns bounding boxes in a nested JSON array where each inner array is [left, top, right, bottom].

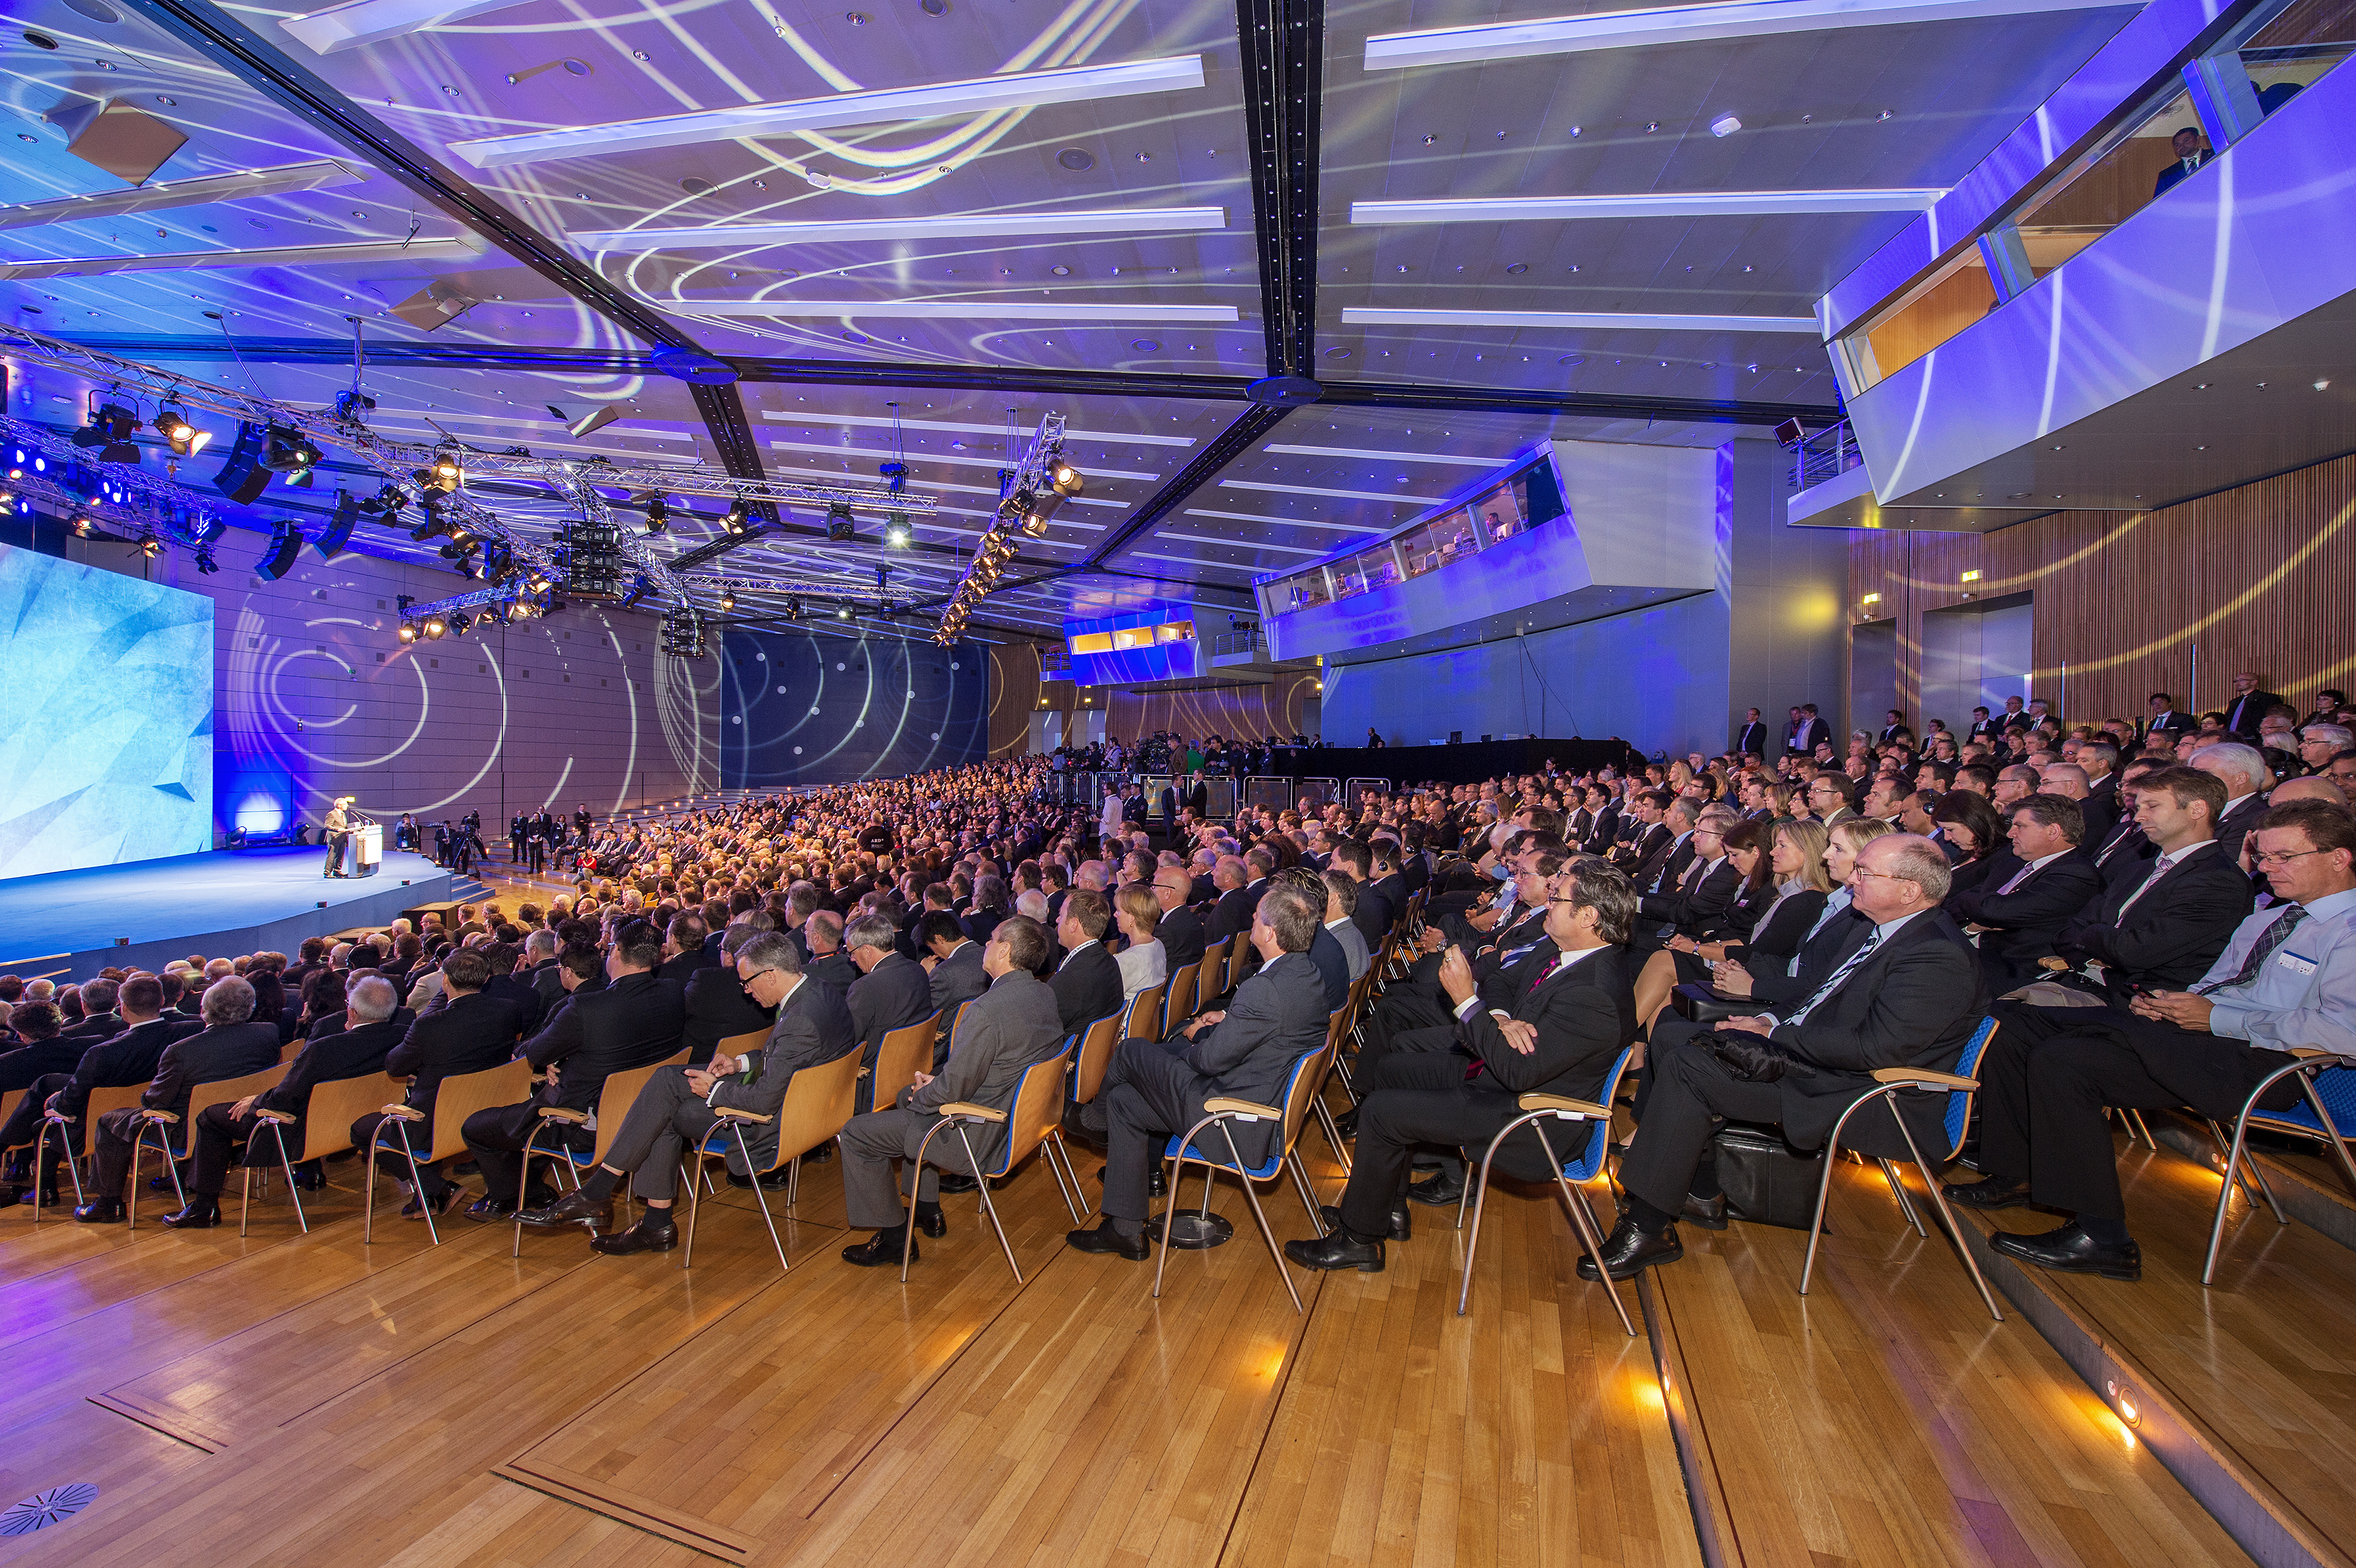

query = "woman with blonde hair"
[[1633, 819, 1838, 1032], [1111, 884, 1167, 1002]]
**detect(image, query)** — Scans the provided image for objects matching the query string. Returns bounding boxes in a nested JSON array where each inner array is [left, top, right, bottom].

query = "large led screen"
[[0, 546, 215, 880]]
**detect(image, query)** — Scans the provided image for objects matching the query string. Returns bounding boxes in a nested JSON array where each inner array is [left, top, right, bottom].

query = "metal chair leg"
[[734, 1126, 790, 1274], [2124, 1107, 2158, 1148], [1531, 1119, 1634, 1337], [1219, 1123, 1301, 1315], [272, 1123, 306, 1235], [1311, 1094, 1352, 1175], [1800, 1099, 1868, 1298], [2201, 1058, 2355, 1285], [1456, 1135, 1500, 1316], [957, 1123, 1022, 1284], [1892, 1109, 2003, 1322], [903, 1118, 956, 1283], [2206, 1117, 2284, 1221], [682, 1155, 705, 1267], [513, 1123, 554, 1259], [241, 1166, 254, 1236], [1040, 1133, 1086, 1223], [1285, 1150, 1326, 1236], [1149, 1151, 1186, 1296], [1878, 1157, 1927, 1237]]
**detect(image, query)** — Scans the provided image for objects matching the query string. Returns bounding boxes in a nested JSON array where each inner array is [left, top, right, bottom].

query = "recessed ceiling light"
[[1710, 113, 1741, 137], [680, 177, 715, 195], [1559, 354, 1583, 364], [1505, 262, 1528, 274], [845, 10, 868, 23], [1051, 264, 1071, 275], [1324, 346, 1352, 358], [2317, 379, 2332, 390], [1057, 147, 1095, 170], [921, 0, 948, 13], [1646, 121, 1660, 132], [1422, 132, 1437, 145], [1879, 109, 1893, 120]]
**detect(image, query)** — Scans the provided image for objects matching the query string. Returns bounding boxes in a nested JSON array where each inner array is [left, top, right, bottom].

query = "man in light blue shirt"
[[1950, 799, 2356, 1281]]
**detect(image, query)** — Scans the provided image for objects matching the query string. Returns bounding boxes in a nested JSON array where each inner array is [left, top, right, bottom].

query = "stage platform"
[[0, 846, 451, 982]]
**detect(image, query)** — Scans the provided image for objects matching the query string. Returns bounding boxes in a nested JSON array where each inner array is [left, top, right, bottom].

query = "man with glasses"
[[1807, 775, 1858, 827], [1951, 800, 2356, 1280], [522, 932, 855, 1251]]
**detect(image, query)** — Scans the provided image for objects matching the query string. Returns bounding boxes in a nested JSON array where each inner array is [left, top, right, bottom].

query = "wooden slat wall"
[[1851, 451, 2356, 731], [986, 638, 1059, 757]]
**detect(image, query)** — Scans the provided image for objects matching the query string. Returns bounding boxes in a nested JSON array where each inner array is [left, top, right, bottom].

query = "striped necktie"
[[2193, 906, 2306, 996], [1786, 929, 1883, 1026]]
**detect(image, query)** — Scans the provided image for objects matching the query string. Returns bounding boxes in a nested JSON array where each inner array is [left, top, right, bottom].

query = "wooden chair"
[[902, 1043, 1084, 1283], [242, 1071, 404, 1235], [1196, 938, 1231, 1010], [2201, 1048, 2356, 1285], [1306, 1006, 1352, 1175], [279, 1041, 306, 1064], [864, 1012, 941, 1115], [511, 1049, 690, 1256], [1068, 1008, 1125, 1106], [1152, 1038, 1334, 1314], [1225, 935, 1255, 995], [681, 1046, 862, 1272], [1160, 963, 1201, 1040], [1454, 1048, 1636, 1333], [128, 1064, 288, 1229], [362, 1058, 532, 1246], [1119, 984, 1165, 1046], [1800, 1017, 2003, 1321], [34, 1081, 147, 1221]]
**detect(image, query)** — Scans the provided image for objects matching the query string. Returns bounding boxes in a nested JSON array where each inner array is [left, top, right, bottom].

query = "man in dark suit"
[[457, 923, 686, 1221], [1632, 807, 1741, 955], [1590, 834, 1988, 1277], [836, 918, 1068, 1266], [919, 911, 989, 1025], [1328, 842, 1389, 950], [1, 977, 198, 1205], [2222, 672, 2285, 740], [1966, 706, 1999, 744], [844, 912, 934, 1090], [2141, 691, 2194, 742], [1994, 766, 2252, 1050], [801, 911, 860, 992], [1947, 795, 2103, 991], [74, 975, 282, 1223], [160, 975, 409, 1227], [1735, 708, 1768, 759], [657, 914, 716, 984], [2152, 127, 2211, 196], [349, 947, 530, 1221], [1208, 855, 1259, 943], [59, 978, 123, 1042], [1069, 883, 1332, 1261], [1151, 866, 1208, 973], [1790, 703, 1828, 757], [0, 1002, 76, 1098], [526, 933, 858, 1249], [1051, 891, 1126, 1036], [1361, 846, 1409, 943], [1287, 860, 1639, 1269]]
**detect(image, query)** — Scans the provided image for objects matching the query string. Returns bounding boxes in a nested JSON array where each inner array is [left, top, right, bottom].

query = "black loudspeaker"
[[313, 490, 359, 557], [213, 422, 272, 505], [255, 524, 303, 581]]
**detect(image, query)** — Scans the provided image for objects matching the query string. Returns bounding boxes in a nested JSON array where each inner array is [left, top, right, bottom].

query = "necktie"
[[1786, 929, 1883, 1026], [1994, 858, 2042, 896], [2116, 853, 2176, 916], [2195, 906, 2307, 995], [1679, 855, 1705, 892]]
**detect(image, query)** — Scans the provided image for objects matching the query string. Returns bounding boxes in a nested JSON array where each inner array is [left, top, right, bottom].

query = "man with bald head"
[[1151, 864, 1207, 972], [1208, 855, 1256, 943]]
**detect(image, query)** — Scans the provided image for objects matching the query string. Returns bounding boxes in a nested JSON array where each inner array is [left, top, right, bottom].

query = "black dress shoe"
[[1065, 1217, 1150, 1261], [1332, 1106, 1360, 1139], [588, 1217, 678, 1256], [913, 1206, 949, 1239], [74, 1197, 127, 1225], [149, 1173, 181, 1191], [1990, 1221, 2142, 1281], [1322, 1202, 1409, 1241], [934, 1172, 980, 1194], [1942, 1176, 2033, 1210], [463, 1195, 517, 1223], [1285, 1228, 1385, 1273], [1680, 1192, 1729, 1231], [1575, 1216, 1684, 1281], [16, 1188, 59, 1208], [1405, 1170, 1464, 1207], [519, 1189, 610, 1228], [401, 1186, 459, 1220], [842, 1229, 911, 1267], [290, 1169, 327, 1192], [161, 1196, 221, 1229], [1096, 1164, 1167, 1198]]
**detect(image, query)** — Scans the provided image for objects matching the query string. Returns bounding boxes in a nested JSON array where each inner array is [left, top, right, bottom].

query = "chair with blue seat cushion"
[[1453, 1047, 1638, 1334], [1150, 1037, 1334, 1315], [2201, 1050, 2356, 1286], [1800, 1016, 2003, 1321]]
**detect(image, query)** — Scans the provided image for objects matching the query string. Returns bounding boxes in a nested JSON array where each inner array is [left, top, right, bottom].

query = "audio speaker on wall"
[[212, 422, 272, 505], [255, 524, 303, 582], [313, 490, 360, 557]]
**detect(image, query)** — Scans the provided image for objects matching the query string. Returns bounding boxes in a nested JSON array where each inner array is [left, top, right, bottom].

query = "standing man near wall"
[[322, 797, 353, 880], [1735, 708, 1768, 758]]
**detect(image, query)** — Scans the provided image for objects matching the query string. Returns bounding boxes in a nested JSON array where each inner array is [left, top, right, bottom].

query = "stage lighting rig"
[[721, 497, 751, 535], [938, 412, 1065, 635], [259, 425, 321, 475], [422, 611, 447, 639], [639, 493, 668, 534], [73, 403, 141, 463], [333, 390, 376, 428], [396, 619, 419, 643], [825, 501, 855, 542], [153, 406, 209, 457], [557, 512, 626, 601], [133, 534, 164, 559], [659, 604, 708, 658], [885, 512, 911, 548], [718, 588, 736, 612], [194, 546, 219, 574]]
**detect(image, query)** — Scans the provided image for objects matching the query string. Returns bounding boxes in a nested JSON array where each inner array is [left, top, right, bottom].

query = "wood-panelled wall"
[[1849, 451, 2356, 731], [986, 638, 1056, 757]]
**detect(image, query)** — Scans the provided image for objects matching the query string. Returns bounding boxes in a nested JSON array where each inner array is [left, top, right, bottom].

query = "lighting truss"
[[0, 414, 224, 542], [935, 412, 1070, 645]]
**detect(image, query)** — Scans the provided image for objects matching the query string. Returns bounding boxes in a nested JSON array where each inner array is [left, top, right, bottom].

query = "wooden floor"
[[0, 1133, 1695, 1566]]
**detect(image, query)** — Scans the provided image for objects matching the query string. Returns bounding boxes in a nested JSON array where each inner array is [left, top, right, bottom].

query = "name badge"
[[2276, 951, 2319, 978]]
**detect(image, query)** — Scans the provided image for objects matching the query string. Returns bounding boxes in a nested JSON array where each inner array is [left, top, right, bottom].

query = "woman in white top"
[[1113, 884, 1167, 1002], [1099, 783, 1126, 843]]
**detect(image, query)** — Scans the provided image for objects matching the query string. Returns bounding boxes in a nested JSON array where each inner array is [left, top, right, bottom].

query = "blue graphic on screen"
[[720, 627, 986, 786], [0, 546, 215, 880]]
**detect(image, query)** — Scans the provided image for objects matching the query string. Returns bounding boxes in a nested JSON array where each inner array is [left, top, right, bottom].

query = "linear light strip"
[[766, 435, 1158, 481], [1362, 0, 2134, 72], [1340, 307, 1822, 334], [670, 299, 1240, 322], [0, 237, 484, 282], [571, 207, 1226, 250], [1218, 478, 1442, 504], [445, 56, 1208, 170], [1183, 507, 1393, 532], [0, 161, 369, 234], [1154, 531, 1332, 556], [1127, 551, 1259, 572], [1350, 191, 1944, 223], [283, 0, 540, 54], [761, 410, 1200, 448], [1259, 443, 1500, 467]]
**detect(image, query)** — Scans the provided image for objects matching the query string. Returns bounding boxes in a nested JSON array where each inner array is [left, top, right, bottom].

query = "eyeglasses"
[[2250, 848, 2329, 868], [1849, 867, 1909, 882]]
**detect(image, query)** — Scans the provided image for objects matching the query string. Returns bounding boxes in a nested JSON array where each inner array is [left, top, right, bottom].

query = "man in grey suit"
[[523, 933, 856, 1252], [1322, 872, 1372, 982], [1069, 882, 1331, 1260], [836, 917, 1067, 1267]]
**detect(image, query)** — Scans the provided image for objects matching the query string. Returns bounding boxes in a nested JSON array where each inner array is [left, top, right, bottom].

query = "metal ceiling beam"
[[116, 0, 775, 496], [1089, 403, 1293, 568], [1235, 0, 1324, 376], [58, 337, 1840, 426]]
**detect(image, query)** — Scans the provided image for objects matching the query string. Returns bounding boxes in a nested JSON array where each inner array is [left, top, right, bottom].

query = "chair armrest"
[[1870, 1067, 1978, 1089], [136, 1109, 179, 1125], [2288, 1047, 2352, 1061], [2037, 956, 2070, 973], [535, 1107, 589, 1124], [1518, 1093, 1609, 1117], [712, 1107, 773, 1124], [254, 1109, 295, 1124], [939, 1102, 1008, 1123], [381, 1105, 425, 1121], [1204, 1096, 1281, 1119]]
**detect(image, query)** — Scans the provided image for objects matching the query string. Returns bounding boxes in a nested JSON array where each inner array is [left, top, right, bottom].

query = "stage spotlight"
[[641, 495, 668, 533], [836, 603, 852, 620], [135, 534, 164, 559], [153, 408, 210, 457], [258, 424, 321, 475], [885, 512, 911, 547], [718, 588, 736, 611], [193, 546, 218, 574], [825, 501, 855, 542], [786, 597, 803, 621], [397, 620, 419, 643], [73, 404, 137, 448], [1049, 454, 1084, 497], [70, 513, 92, 535], [721, 497, 750, 534], [449, 611, 473, 636], [422, 613, 447, 639]]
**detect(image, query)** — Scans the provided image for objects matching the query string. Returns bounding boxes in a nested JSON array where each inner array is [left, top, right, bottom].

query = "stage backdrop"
[[0, 544, 214, 879], [720, 625, 989, 786]]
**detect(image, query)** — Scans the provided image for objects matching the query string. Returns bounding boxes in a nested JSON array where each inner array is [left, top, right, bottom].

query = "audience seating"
[[244, 1071, 403, 1235], [680, 1046, 862, 1273], [1453, 1048, 1637, 1333], [1800, 1017, 2003, 1321], [128, 1064, 289, 1229], [1119, 983, 1165, 1048], [35, 1081, 147, 1221], [1197, 937, 1231, 1011], [901, 1042, 1083, 1283], [1160, 963, 1201, 1039], [864, 1012, 939, 1116], [362, 1058, 532, 1246], [1068, 1008, 1123, 1106], [2201, 1050, 2356, 1285], [510, 1048, 690, 1257]]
